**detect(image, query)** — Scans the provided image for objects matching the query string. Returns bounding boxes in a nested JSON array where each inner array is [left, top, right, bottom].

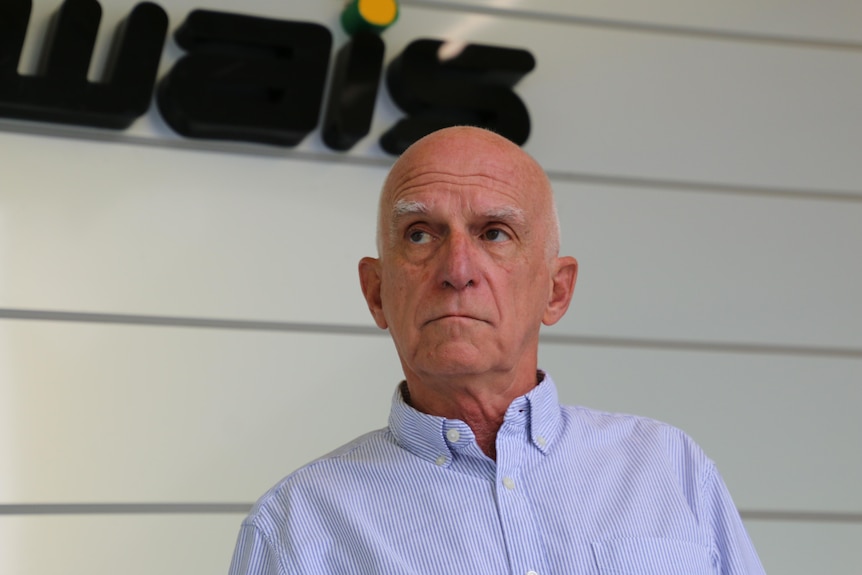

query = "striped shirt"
[[229, 373, 765, 574]]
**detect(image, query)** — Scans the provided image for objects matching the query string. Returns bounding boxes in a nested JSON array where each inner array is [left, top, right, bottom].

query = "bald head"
[[376, 127, 560, 259], [358, 125, 578, 418]]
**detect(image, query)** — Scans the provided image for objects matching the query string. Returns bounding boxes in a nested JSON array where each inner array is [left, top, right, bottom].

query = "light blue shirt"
[[229, 373, 764, 574]]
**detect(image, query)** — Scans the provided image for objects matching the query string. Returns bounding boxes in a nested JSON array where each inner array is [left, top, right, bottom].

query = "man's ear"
[[358, 257, 388, 329], [542, 256, 578, 326]]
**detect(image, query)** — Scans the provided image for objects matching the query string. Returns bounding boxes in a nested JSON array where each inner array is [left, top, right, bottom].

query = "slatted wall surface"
[[1, 0, 860, 573]]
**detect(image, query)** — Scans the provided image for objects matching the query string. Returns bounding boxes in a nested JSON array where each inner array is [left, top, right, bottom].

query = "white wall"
[[1, 0, 860, 573]]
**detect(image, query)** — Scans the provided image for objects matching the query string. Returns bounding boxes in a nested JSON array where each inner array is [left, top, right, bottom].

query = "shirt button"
[[502, 476, 516, 490], [446, 428, 460, 443], [435, 455, 447, 466], [536, 436, 547, 448], [526, 571, 540, 575]]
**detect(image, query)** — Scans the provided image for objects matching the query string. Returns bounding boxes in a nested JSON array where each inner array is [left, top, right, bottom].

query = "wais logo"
[[0, 0, 535, 154]]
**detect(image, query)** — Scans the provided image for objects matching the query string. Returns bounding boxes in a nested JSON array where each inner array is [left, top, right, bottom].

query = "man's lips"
[[423, 314, 488, 326]]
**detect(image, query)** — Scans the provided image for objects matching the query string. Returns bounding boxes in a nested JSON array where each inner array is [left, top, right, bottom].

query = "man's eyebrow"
[[483, 205, 526, 226], [392, 200, 525, 223], [391, 199, 429, 218]]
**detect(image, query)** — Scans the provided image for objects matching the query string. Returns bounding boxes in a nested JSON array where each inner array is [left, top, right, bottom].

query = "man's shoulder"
[[562, 402, 686, 434], [561, 402, 670, 427], [559, 403, 711, 463], [243, 427, 394, 526]]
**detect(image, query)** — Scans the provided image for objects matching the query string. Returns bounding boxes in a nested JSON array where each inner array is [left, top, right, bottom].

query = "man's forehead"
[[384, 164, 533, 207], [389, 156, 523, 193]]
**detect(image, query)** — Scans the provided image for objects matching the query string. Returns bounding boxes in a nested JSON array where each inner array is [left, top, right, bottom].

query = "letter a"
[[156, 10, 332, 146]]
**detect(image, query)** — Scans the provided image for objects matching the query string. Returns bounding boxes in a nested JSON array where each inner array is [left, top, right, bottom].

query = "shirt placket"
[[494, 414, 550, 575]]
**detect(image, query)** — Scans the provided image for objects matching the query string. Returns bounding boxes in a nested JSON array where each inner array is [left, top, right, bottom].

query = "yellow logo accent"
[[341, 0, 399, 35], [359, 0, 398, 25]]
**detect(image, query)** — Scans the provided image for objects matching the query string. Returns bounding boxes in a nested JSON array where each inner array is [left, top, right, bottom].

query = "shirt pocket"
[[591, 537, 715, 575]]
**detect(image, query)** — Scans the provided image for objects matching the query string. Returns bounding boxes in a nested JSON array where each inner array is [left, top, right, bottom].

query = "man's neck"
[[403, 371, 540, 460]]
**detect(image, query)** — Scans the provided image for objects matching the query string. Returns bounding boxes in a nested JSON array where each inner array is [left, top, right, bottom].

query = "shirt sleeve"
[[228, 522, 285, 575], [703, 462, 766, 575]]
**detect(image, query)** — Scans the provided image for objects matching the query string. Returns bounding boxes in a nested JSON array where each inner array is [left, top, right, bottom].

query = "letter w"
[[0, 0, 167, 129]]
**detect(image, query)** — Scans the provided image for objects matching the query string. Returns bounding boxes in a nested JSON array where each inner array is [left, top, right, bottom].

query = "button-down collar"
[[388, 372, 563, 468]]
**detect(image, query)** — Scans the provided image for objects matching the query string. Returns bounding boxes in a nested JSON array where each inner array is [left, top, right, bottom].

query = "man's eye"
[[483, 228, 511, 242], [408, 230, 432, 244]]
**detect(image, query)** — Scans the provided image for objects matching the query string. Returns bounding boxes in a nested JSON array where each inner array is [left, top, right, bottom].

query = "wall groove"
[[0, 503, 251, 515], [400, 0, 862, 52], [545, 170, 862, 203], [3, 308, 861, 360]]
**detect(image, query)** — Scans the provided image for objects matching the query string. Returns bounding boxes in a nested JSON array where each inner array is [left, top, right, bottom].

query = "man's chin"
[[414, 342, 494, 377]]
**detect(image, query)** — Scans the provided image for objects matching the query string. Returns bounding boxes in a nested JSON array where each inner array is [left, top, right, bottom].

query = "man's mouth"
[[424, 314, 487, 326]]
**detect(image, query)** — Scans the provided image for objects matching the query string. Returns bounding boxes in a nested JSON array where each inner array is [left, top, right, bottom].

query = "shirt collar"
[[387, 371, 563, 467]]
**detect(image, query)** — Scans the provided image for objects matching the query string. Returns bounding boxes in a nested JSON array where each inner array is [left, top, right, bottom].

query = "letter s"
[[381, 39, 535, 155]]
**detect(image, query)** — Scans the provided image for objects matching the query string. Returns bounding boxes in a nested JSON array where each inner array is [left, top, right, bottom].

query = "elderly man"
[[229, 127, 765, 574]]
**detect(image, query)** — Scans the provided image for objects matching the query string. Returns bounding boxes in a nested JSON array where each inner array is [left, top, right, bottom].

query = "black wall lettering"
[[321, 32, 384, 152], [0, 4, 537, 151], [0, 0, 168, 129], [381, 39, 535, 155], [156, 10, 331, 146]]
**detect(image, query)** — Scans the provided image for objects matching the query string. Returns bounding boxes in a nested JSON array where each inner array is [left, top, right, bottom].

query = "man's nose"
[[438, 231, 479, 290]]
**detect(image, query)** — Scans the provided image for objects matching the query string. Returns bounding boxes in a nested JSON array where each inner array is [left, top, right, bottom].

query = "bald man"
[[229, 127, 765, 575]]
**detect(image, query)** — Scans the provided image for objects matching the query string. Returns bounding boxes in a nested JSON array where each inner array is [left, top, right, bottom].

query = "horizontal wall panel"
[[0, 134, 384, 326], [410, 0, 862, 45], [744, 519, 862, 574], [6, 1, 862, 193], [0, 513, 241, 575], [0, 514, 858, 575], [0, 321, 403, 504], [551, 180, 862, 349], [2, 320, 859, 513], [3, 138, 860, 349]]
